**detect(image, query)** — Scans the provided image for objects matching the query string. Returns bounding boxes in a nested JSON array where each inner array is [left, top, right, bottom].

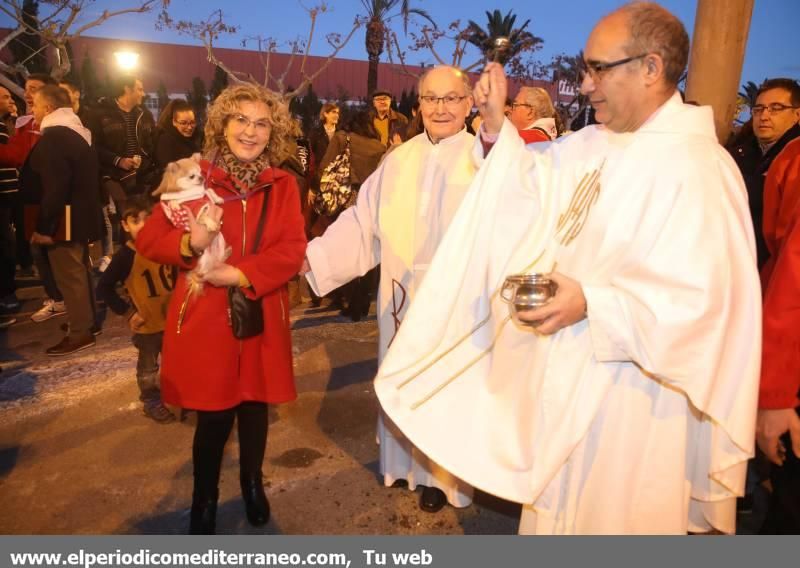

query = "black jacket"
[[320, 131, 385, 186], [730, 122, 800, 268], [20, 126, 103, 243], [87, 98, 156, 187], [0, 119, 18, 209], [280, 138, 313, 208], [153, 125, 202, 172], [308, 124, 334, 173]]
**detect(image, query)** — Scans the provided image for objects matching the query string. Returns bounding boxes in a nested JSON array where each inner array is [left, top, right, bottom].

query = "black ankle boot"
[[189, 491, 218, 535], [240, 474, 270, 526]]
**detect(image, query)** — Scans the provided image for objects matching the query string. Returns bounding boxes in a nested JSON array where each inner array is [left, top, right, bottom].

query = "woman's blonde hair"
[[204, 83, 300, 166]]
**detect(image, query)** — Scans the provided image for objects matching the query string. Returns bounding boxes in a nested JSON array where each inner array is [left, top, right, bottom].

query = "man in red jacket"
[[0, 74, 57, 290], [0, 73, 53, 169], [758, 136, 800, 533], [508, 86, 558, 143]]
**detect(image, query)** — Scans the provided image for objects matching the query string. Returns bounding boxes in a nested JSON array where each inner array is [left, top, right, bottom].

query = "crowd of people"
[[0, 0, 798, 536]]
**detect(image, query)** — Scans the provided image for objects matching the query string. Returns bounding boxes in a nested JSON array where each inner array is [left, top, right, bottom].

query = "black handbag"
[[227, 187, 271, 339]]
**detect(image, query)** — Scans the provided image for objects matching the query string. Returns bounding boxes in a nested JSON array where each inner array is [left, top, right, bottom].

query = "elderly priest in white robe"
[[374, 2, 761, 534], [303, 65, 476, 513]]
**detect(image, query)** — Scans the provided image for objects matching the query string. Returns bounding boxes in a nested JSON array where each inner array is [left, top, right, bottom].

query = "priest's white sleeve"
[[305, 169, 383, 296]]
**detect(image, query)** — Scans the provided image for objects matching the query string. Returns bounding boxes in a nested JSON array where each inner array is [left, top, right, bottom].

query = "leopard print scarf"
[[218, 143, 271, 193]]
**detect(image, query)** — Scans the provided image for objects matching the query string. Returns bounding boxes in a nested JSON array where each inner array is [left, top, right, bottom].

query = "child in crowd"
[[96, 197, 177, 423]]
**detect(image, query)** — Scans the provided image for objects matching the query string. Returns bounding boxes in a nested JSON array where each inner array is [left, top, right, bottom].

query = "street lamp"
[[114, 51, 139, 71]]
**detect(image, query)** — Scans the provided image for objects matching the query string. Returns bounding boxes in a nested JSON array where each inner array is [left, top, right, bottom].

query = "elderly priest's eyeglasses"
[[579, 54, 648, 81], [751, 103, 799, 116], [419, 95, 469, 108]]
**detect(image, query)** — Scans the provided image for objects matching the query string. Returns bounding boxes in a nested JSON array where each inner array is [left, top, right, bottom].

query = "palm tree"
[[738, 80, 760, 108], [463, 9, 541, 66], [361, 0, 435, 96]]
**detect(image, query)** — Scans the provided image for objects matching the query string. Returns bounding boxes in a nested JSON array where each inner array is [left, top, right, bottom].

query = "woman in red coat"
[[137, 83, 306, 534]]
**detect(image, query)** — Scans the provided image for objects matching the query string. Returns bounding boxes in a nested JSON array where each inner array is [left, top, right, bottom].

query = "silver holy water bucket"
[[500, 273, 558, 327]]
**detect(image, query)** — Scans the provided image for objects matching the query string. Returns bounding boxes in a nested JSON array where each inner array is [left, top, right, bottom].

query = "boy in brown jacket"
[[97, 197, 177, 423]]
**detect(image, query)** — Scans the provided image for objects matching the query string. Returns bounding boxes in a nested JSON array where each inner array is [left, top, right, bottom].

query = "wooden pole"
[[685, 0, 754, 144]]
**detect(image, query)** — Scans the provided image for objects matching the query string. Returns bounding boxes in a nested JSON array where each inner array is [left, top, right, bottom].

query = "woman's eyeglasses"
[[229, 114, 271, 134]]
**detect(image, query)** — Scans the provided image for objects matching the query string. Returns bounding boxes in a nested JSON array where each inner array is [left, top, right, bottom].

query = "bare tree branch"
[[461, 60, 482, 72], [16, 41, 48, 67], [0, 26, 24, 53], [0, 3, 39, 36], [56, 4, 83, 39], [39, 1, 70, 26], [0, 61, 26, 97], [160, 1, 363, 101], [204, 43, 254, 84], [163, 8, 249, 84], [297, 3, 320, 80], [384, 29, 423, 81], [420, 28, 448, 66], [0, 3, 21, 22], [276, 41, 301, 93], [72, 1, 159, 38], [251, 37, 269, 88], [397, 16, 547, 85], [283, 14, 362, 100], [262, 38, 275, 88], [0, 0, 169, 81]]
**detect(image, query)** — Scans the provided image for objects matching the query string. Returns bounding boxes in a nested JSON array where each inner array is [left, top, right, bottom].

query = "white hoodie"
[[40, 107, 91, 145]]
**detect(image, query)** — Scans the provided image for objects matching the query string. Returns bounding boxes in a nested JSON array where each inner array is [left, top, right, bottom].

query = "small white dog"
[[153, 153, 229, 298]]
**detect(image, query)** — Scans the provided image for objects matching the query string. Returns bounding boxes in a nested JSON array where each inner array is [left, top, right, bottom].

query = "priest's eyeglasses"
[[579, 54, 648, 81], [752, 103, 799, 116], [419, 95, 469, 108]]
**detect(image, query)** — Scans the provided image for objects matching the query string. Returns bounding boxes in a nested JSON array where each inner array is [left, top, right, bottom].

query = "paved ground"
[[0, 278, 768, 535], [0, 281, 520, 535]]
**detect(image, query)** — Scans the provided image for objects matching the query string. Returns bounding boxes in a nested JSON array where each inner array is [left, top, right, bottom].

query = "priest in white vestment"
[[375, 3, 761, 534], [303, 66, 476, 512]]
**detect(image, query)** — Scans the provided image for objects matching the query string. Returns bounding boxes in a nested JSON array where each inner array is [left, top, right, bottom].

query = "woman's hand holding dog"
[[202, 263, 243, 287], [185, 203, 223, 254]]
